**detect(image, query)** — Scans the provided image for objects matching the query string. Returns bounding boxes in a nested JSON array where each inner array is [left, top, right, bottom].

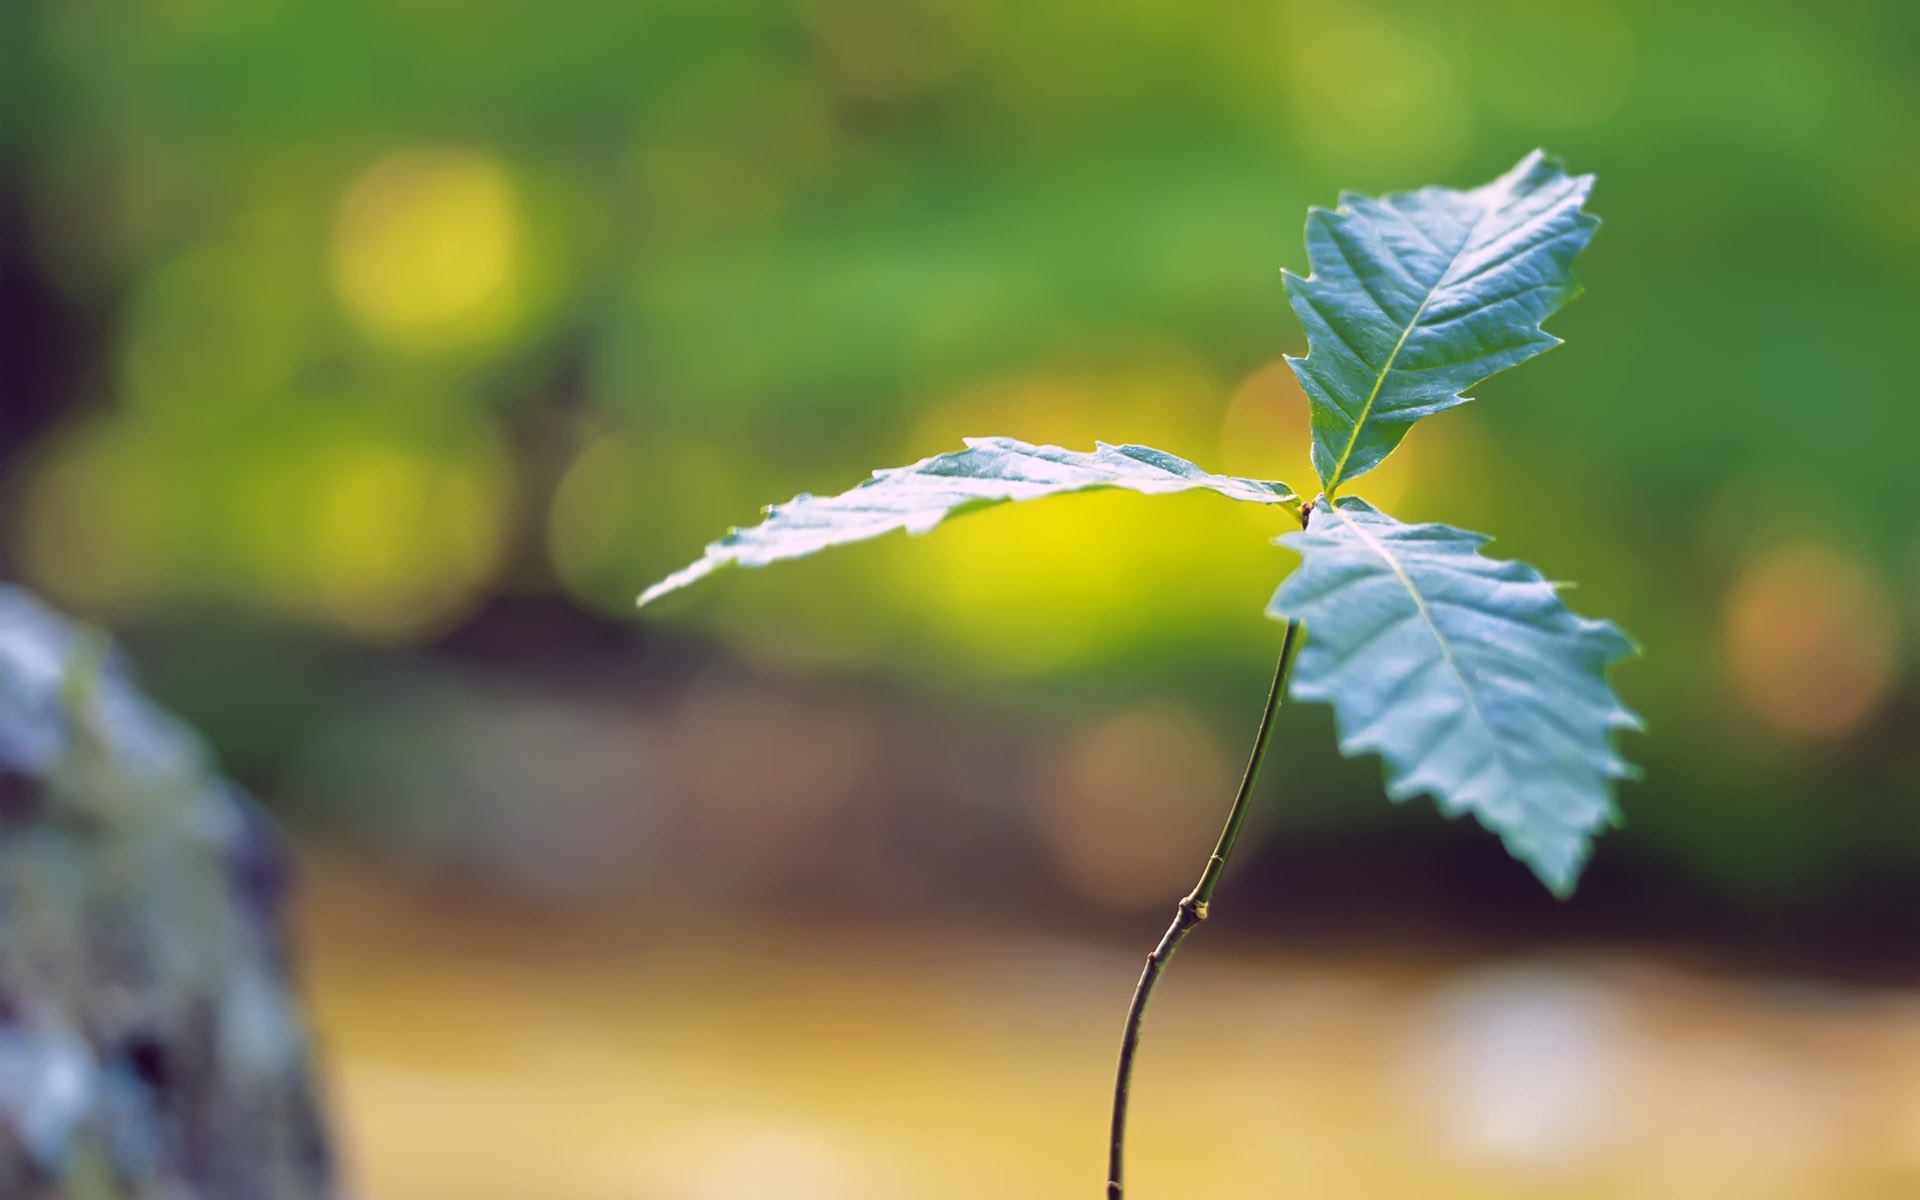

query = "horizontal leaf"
[[638, 437, 1297, 607], [1286, 150, 1598, 492], [1268, 498, 1639, 895]]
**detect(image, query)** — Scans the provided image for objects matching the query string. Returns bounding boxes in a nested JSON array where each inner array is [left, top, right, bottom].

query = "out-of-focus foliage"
[[0, 588, 332, 1199], [6, 0, 1919, 898]]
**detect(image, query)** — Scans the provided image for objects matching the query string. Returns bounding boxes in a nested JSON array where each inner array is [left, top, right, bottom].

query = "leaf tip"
[[637, 554, 726, 610], [635, 582, 671, 609], [1524, 835, 1591, 900], [1542, 869, 1583, 901], [635, 583, 675, 610]]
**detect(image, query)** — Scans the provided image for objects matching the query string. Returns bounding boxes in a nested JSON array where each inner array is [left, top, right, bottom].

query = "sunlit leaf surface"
[[639, 438, 1296, 606], [1269, 498, 1639, 893], [1286, 150, 1597, 491]]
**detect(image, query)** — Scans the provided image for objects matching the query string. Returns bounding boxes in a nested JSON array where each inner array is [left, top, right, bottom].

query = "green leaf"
[[638, 437, 1297, 607], [1286, 150, 1598, 493], [1268, 498, 1639, 895]]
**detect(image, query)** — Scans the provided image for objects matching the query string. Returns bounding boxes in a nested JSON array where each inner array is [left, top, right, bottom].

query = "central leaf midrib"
[[1323, 207, 1493, 492], [1329, 504, 1510, 788]]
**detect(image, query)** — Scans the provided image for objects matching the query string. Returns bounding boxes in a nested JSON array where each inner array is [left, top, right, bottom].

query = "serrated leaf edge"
[[638, 437, 1298, 607], [1285, 149, 1599, 493], [1272, 497, 1641, 896]]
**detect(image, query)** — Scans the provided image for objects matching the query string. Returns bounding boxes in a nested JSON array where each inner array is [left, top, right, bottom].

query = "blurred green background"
[[4, 0, 1920, 1195]]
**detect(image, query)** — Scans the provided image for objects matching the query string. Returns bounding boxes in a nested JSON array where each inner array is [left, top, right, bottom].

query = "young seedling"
[[638, 151, 1641, 1197]]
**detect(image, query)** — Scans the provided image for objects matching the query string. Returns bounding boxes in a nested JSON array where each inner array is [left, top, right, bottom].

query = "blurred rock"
[[1403, 962, 1634, 1168], [0, 588, 333, 1199]]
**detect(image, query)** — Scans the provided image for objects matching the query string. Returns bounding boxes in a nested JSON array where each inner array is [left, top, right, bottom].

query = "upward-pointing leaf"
[[638, 437, 1297, 607], [1286, 150, 1597, 492], [1268, 498, 1639, 895]]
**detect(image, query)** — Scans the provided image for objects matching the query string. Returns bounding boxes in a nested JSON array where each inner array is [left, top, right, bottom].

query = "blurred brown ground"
[[302, 852, 1920, 1200]]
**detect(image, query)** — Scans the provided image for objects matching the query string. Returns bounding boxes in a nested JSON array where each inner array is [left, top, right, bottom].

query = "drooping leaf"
[[1268, 498, 1639, 894], [1286, 150, 1598, 493], [638, 437, 1297, 607]]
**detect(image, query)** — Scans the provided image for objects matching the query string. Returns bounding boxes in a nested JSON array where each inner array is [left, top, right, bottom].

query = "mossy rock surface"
[[0, 588, 333, 1200]]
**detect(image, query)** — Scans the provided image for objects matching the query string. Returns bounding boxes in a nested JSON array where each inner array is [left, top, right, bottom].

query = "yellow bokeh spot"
[[882, 364, 1289, 676], [311, 442, 506, 640], [1723, 541, 1898, 741], [890, 490, 1151, 673], [14, 405, 508, 643], [333, 150, 521, 346], [1219, 358, 1424, 512]]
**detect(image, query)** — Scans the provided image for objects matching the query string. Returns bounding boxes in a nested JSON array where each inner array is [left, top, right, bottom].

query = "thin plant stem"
[[1104, 619, 1303, 1200]]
